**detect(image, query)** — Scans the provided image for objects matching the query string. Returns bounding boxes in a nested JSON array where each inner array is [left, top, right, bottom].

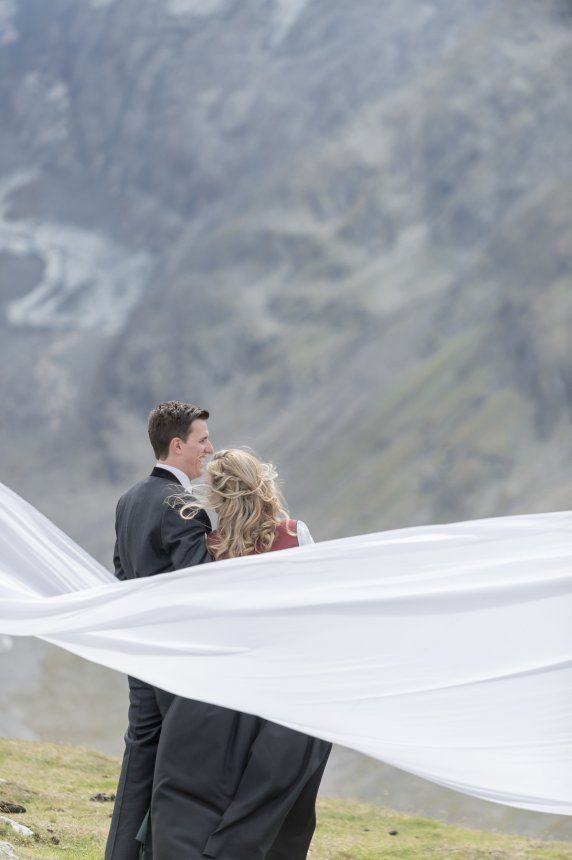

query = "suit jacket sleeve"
[[113, 501, 126, 581], [161, 503, 212, 570], [113, 537, 126, 581]]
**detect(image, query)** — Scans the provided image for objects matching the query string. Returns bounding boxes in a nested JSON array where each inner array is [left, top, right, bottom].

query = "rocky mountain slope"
[[1, 0, 570, 547], [0, 0, 571, 835]]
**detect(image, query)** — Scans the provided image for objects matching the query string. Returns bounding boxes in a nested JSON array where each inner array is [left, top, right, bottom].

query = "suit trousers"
[[105, 677, 169, 860]]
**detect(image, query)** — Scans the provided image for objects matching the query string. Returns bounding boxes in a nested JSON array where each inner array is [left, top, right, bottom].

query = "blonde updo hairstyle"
[[179, 448, 291, 560]]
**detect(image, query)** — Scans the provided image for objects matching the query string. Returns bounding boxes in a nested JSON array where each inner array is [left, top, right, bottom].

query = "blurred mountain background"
[[1, 0, 571, 840]]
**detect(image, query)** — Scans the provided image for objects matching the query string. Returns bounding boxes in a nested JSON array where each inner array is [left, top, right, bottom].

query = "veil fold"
[[0, 482, 571, 815]]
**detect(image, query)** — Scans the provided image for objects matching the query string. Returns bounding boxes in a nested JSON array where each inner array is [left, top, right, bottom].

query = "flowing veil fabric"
[[0, 481, 571, 815]]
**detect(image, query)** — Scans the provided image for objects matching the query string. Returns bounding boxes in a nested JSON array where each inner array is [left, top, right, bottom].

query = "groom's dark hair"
[[148, 401, 209, 459]]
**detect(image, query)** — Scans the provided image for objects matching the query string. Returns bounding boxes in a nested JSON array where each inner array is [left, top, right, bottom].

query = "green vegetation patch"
[[0, 738, 117, 859], [0, 738, 570, 859], [312, 800, 572, 859]]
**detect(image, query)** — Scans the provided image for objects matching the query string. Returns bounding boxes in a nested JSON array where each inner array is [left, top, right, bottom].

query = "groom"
[[105, 401, 214, 860]]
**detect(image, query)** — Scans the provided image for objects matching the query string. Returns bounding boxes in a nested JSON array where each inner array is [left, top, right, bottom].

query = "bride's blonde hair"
[[178, 448, 291, 560]]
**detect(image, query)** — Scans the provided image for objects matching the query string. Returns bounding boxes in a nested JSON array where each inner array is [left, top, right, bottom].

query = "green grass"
[[0, 738, 571, 859]]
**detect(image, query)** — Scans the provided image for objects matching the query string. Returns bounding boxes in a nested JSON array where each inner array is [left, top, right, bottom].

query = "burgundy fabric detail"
[[208, 520, 298, 556], [268, 520, 299, 552]]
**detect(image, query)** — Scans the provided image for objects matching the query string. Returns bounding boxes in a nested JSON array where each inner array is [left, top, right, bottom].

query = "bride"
[[142, 448, 331, 860]]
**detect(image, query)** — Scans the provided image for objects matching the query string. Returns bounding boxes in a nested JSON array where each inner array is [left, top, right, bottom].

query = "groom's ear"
[[169, 436, 183, 455]]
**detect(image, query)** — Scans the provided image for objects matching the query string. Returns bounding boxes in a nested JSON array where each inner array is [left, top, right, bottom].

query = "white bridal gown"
[[0, 481, 571, 816]]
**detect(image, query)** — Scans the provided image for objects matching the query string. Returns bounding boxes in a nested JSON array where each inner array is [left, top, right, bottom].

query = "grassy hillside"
[[0, 738, 570, 859]]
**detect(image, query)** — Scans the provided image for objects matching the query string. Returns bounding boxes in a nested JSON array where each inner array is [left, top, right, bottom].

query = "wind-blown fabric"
[[0, 482, 571, 815]]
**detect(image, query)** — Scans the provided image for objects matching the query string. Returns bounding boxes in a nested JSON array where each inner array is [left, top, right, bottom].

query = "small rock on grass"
[[0, 842, 17, 858], [0, 817, 34, 838], [0, 805, 24, 815], [90, 792, 116, 802]]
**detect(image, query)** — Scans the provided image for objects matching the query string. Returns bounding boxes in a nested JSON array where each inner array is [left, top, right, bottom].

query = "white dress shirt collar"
[[155, 462, 193, 491]]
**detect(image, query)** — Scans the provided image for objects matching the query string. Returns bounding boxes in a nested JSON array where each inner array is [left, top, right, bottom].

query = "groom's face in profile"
[[177, 418, 213, 480]]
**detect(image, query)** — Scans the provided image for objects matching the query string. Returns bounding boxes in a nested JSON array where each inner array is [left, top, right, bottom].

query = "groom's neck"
[[158, 458, 191, 478]]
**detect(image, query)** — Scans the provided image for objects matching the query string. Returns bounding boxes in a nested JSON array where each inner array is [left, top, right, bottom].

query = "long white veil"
[[0, 482, 571, 815]]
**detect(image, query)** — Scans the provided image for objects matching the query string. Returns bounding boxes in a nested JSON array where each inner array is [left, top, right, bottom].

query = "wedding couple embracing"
[[105, 401, 331, 860]]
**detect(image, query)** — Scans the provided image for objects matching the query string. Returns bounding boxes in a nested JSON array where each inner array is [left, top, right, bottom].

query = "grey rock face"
[[0, 818, 33, 838]]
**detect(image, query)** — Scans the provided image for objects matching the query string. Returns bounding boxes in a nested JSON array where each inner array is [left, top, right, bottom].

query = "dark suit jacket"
[[149, 699, 330, 860], [113, 466, 211, 580]]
